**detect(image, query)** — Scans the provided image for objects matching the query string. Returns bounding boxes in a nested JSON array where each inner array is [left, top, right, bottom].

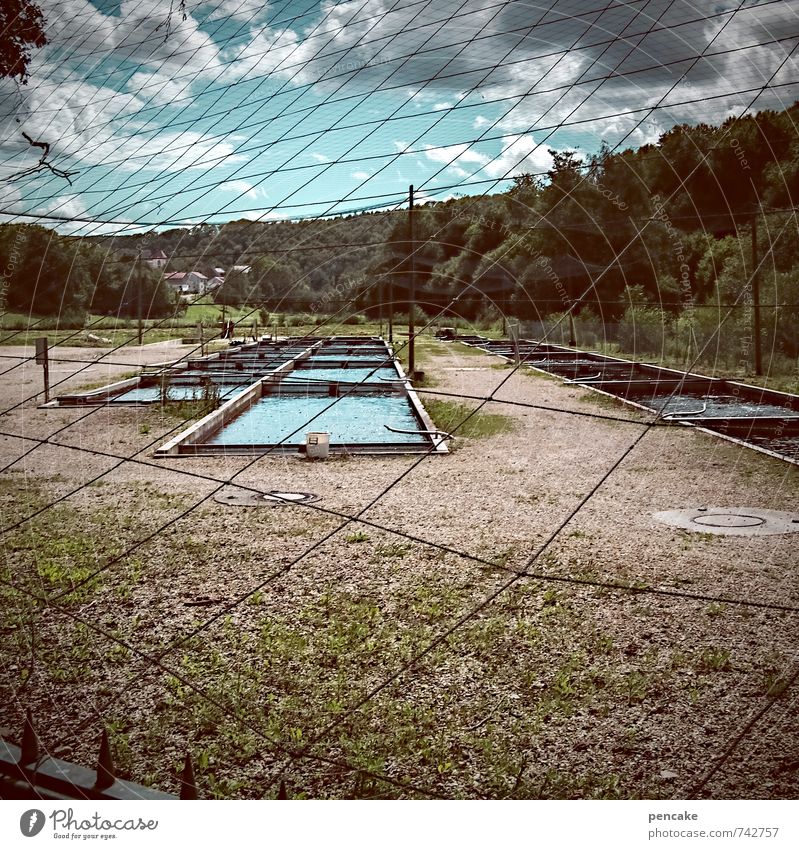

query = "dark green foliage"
[[0, 0, 47, 83], [0, 224, 177, 320], [6, 102, 799, 362]]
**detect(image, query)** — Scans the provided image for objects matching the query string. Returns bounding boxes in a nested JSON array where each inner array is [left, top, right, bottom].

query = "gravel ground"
[[0, 338, 797, 799]]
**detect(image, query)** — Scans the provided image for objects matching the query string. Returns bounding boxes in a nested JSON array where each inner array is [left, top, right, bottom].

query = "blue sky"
[[0, 0, 798, 235]]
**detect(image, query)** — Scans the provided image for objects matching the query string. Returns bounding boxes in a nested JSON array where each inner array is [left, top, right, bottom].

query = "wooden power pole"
[[408, 184, 416, 376], [751, 214, 762, 376], [137, 249, 144, 345]]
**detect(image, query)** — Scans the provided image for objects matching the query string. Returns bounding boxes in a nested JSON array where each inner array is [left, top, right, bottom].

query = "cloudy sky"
[[1, 0, 798, 233]]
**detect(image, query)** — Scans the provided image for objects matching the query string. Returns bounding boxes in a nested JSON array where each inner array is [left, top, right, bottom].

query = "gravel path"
[[0, 338, 796, 799]]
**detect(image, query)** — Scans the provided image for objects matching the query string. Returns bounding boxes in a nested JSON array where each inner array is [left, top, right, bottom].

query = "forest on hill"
[[2, 103, 798, 366]]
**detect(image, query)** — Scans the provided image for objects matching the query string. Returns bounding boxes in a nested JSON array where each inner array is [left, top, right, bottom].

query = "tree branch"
[[6, 131, 79, 185]]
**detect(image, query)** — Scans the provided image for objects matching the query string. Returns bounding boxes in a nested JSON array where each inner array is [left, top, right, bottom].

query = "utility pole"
[[408, 184, 416, 376], [388, 276, 394, 343], [378, 276, 384, 337], [35, 337, 49, 402], [137, 248, 143, 345], [509, 321, 521, 366], [751, 214, 762, 376]]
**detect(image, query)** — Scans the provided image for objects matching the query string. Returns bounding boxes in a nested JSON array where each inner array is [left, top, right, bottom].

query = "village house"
[[141, 249, 168, 269], [163, 270, 209, 297]]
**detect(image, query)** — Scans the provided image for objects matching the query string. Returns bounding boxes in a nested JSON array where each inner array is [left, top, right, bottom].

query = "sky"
[[0, 0, 798, 235]]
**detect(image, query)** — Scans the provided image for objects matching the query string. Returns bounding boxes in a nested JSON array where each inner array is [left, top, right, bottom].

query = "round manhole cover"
[[653, 507, 799, 536], [693, 513, 765, 528], [262, 491, 319, 504], [214, 487, 319, 507]]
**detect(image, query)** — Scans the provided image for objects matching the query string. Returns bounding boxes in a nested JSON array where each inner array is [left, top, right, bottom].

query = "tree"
[[0, 0, 47, 83]]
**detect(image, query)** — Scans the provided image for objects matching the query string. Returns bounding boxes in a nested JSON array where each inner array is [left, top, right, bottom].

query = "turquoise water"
[[206, 394, 428, 445], [306, 353, 388, 363], [280, 367, 400, 384]]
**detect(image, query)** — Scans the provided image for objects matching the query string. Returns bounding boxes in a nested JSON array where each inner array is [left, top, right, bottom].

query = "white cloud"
[[126, 72, 190, 107], [423, 143, 488, 167], [420, 136, 562, 182], [42, 194, 86, 218], [35, 194, 131, 234], [218, 26, 299, 82], [195, 1, 273, 23], [219, 180, 261, 199], [352, 171, 370, 179], [411, 188, 457, 205], [2, 0, 795, 229], [0, 185, 23, 223], [483, 136, 557, 179]]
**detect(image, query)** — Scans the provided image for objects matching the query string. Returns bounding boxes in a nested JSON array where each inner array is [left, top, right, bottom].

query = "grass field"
[[0, 326, 796, 800], [1, 309, 795, 395]]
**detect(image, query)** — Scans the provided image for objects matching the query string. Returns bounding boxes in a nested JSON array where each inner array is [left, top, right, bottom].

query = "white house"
[[164, 271, 208, 297], [142, 249, 168, 269]]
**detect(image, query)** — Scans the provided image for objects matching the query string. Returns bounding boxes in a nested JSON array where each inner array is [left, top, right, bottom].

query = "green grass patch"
[[73, 371, 141, 393], [424, 398, 516, 440], [453, 342, 493, 356]]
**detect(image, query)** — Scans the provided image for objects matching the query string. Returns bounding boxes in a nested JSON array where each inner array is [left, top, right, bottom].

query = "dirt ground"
[[0, 337, 797, 799]]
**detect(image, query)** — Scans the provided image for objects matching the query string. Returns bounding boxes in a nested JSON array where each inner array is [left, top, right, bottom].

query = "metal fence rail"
[[0, 711, 193, 800]]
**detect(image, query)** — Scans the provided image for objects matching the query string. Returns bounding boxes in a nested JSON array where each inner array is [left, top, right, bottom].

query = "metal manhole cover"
[[214, 487, 319, 507], [653, 507, 799, 536], [693, 513, 765, 528]]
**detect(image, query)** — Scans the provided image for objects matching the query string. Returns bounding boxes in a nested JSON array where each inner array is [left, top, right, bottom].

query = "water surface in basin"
[[305, 354, 389, 363], [206, 393, 427, 445], [114, 382, 250, 402], [280, 366, 400, 384], [636, 393, 793, 418], [747, 435, 799, 460]]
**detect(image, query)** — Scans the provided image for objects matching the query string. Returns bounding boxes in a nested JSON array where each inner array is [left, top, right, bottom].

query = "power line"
[[256, 36, 799, 788], [7, 0, 780, 225], [3, 1, 796, 796], [21, 0, 661, 118], [2, 420, 797, 618], [687, 664, 799, 797], [7, 74, 799, 227], [0, 572, 446, 799], [49, 0, 743, 789], [46, 26, 797, 190]]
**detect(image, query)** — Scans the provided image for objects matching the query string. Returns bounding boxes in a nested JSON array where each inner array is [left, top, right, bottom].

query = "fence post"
[[508, 321, 520, 365], [180, 752, 198, 800], [751, 214, 762, 376], [20, 709, 39, 765], [96, 729, 115, 789], [35, 338, 49, 402]]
